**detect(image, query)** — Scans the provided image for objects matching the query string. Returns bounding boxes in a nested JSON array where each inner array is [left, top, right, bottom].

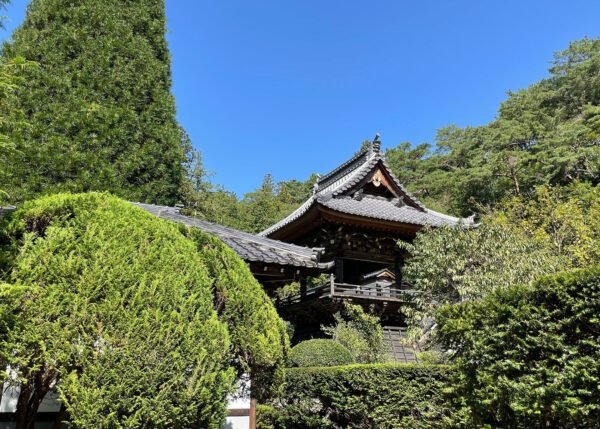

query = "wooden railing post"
[[330, 273, 335, 296]]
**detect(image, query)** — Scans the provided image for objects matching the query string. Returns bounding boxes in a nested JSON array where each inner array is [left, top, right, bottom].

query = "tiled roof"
[[134, 203, 327, 269], [260, 143, 471, 237], [321, 195, 465, 227]]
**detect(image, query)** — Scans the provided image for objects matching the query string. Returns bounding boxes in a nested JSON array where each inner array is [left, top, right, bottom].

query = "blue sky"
[[2, 1, 600, 196]]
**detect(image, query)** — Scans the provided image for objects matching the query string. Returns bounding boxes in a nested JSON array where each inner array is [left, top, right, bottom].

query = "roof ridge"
[[316, 147, 371, 189], [378, 157, 426, 211], [258, 196, 316, 237]]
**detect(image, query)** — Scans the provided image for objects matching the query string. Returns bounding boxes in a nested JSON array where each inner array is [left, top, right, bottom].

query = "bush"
[[436, 266, 600, 428], [256, 405, 285, 429], [184, 229, 289, 399], [322, 302, 388, 364], [0, 193, 287, 428], [401, 223, 567, 338], [259, 364, 462, 428], [288, 339, 354, 367]]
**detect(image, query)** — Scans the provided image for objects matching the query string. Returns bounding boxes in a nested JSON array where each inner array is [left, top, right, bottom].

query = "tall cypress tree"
[[3, 0, 188, 204]]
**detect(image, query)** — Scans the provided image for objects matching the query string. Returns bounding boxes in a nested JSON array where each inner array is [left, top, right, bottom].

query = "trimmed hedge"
[[288, 339, 354, 367], [258, 363, 462, 429], [437, 266, 600, 428]]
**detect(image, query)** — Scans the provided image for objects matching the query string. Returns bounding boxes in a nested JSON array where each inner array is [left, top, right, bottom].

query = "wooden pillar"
[[335, 257, 344, 283], [394, 253, 404, 289], [300, 277, 307, 297], [249, 399, 256, 429]]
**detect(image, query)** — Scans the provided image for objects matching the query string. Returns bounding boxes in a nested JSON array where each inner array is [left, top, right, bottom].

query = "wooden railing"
[[277, 275, 413, 307]]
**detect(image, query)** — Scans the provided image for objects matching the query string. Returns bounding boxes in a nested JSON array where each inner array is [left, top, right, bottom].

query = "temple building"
[[138, 136, 473, 362], [258, 136, 473, 360]]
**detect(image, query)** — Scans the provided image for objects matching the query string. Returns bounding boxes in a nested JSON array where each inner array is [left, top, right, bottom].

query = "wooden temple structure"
[[138, 136, 473, 362], [257, 136, 473, 360]]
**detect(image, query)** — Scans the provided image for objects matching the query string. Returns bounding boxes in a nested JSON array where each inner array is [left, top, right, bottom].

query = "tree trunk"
[[14, 381, 33, 429], [14, 367, 55, 429], [506, 156, 521, 196], [510, 167, 521, 196]]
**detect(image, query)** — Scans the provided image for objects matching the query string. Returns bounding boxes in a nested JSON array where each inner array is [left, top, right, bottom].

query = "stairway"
[[382, 326, 419, 363]]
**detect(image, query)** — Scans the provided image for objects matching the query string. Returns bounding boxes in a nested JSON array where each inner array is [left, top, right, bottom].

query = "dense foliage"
[[436, 267, 600, 428], [402, 182, 599, 338], [257, 364, 461, 429], [185, 229, 289, 398], [0, 1, 33, 204], [2, 0, 189, 205], [288, 339, 354, 368], [492, 182, 600, 266], [401, 221, 567, 338], [0, 193, 287, 428], [0, 56, 24, 203], [322, 303, 388, 364]]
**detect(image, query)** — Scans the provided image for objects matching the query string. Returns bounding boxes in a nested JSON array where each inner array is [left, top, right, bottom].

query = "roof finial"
[[313, 174, 321, 195], [371, 133, 381, 154]]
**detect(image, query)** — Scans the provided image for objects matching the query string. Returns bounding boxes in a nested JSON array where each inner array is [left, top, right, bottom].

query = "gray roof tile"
[[260, 144, 471, 236], [133, 203, 326, 269], [320, 195, 465, 227]]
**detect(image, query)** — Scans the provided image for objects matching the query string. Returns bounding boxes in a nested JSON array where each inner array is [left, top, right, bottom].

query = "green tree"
[[0, 193, 287, 428], [0, 57, 26, 203], [0, 1, 35, 204], [436, 267, 600, 428], [401, 223, 567, 339], [2, 0, 189, 205], [493, 183, 600, 266], [240, 174, 282, 233], [180, 147, 245, 227], [185, 229, 289, 399]]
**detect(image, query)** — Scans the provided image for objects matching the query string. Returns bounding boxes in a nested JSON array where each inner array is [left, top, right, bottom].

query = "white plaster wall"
[[223, 376, 251, 429], [0, 385, 61, 413], [223, 416, 250, 429], [0, 385, 19, 413]]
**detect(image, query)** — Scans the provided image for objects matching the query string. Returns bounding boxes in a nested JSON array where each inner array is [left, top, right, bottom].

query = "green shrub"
[[0, 193, 287, 428], [401, 223, 568, 339], [184, 229, 289, 399], [322, 302, 388, 363], [288, 339, 354, 367], [437, 266, 600, 428], [256, 404, 285, 429], [259, 363, 463, 428]]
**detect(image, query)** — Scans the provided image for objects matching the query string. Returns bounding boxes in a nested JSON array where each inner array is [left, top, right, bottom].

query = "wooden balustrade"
[[277, 277, 413, 307]]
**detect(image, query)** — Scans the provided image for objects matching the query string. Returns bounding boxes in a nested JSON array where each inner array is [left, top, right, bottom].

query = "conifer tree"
[[3, 0, 188, 204]]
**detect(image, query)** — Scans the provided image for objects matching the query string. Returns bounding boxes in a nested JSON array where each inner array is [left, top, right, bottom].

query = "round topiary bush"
[[288, 339, 354, 367], [0, 192, 288, 428]]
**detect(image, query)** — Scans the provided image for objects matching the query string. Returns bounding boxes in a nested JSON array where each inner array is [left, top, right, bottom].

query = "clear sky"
[[2, 1, 600, 196]]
